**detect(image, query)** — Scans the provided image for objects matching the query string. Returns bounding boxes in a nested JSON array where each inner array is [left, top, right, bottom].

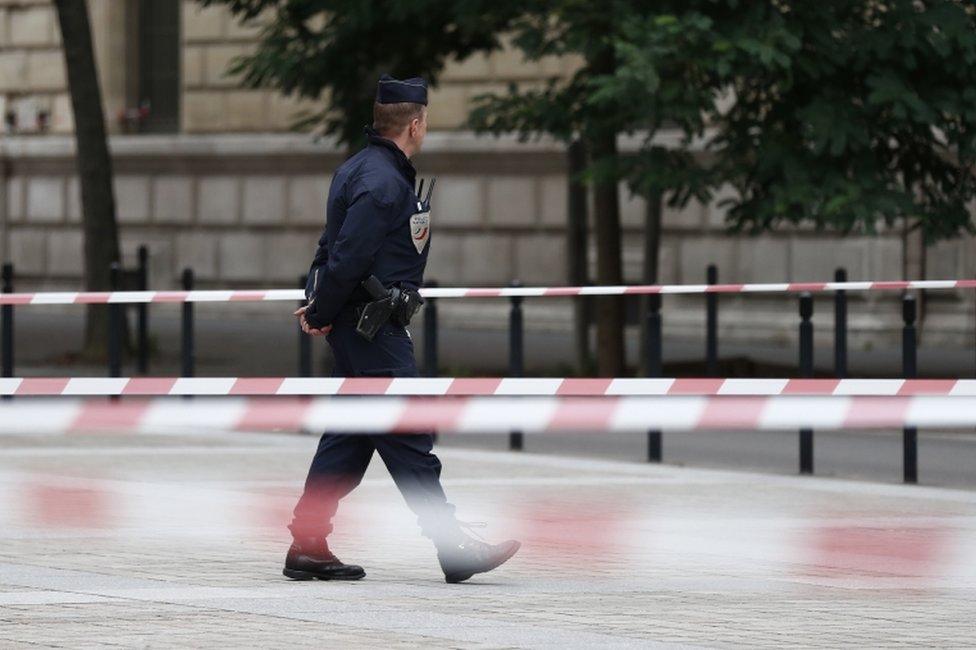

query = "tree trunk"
[[55, 0, 122, 358], [638, 192, 662, 376], [589, 131, 625, 376], [585, 35, 625, 377], [566, 139, 591, 374]]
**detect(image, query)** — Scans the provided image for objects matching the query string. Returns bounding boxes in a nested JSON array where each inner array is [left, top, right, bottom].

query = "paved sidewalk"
[[1, 430, 975, 648]]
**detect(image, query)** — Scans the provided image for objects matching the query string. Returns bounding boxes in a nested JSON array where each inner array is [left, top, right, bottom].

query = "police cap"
[[376, 74, 428, 105]]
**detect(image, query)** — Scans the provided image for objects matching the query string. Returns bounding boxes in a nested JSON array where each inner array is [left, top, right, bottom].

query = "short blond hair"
[[372, 102, 425, 137]]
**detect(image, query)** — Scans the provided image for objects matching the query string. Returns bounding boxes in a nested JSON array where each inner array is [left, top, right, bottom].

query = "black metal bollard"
[[298, 275, 312, 377], [509, 280, 524, 451], [903, 294, 918, 484], [798, 292, 814, 475], [423, 279, 439, 377], [422, 280, 440, 444], [181, 268, 195, 378], [108, 263, 122, 378], [834, 268, 848, 379], [1, 263, 13, 379], [705, 264, 718, 376], [137, 245, 149, 374], [646, 293, 662, 462]]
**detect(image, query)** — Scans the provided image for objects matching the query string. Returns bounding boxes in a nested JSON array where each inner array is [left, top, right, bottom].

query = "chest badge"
[[410, 208, 430, 254], [411, 177, 435, 255]]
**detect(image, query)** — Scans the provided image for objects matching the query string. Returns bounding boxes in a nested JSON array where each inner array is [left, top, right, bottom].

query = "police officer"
[[286, 74, 520, 584]]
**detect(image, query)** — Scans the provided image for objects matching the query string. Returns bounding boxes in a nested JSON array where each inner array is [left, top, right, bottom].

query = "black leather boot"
[[283, 538, 366, 581], [436, 534, 521, 584]]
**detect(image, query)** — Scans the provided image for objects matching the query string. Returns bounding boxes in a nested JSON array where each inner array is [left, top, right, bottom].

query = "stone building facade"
[[1, 0, 974, 366]]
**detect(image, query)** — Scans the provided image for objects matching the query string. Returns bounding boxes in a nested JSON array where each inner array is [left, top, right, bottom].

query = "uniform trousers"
[[289, 319, 458, 542]]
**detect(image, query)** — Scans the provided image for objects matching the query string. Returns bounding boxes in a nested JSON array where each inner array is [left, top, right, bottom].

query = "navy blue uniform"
[[289, 129, 456, 543], [303, 128, 430, 330]]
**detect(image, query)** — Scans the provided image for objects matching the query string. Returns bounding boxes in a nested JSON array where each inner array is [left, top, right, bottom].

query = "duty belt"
[[349, 276, 424, 341]]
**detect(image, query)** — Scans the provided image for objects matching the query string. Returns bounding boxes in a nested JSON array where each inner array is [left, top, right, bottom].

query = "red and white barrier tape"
[[1, 377, 975, 396], [3, 395, 976, 435], [2, 278, 974, 305]]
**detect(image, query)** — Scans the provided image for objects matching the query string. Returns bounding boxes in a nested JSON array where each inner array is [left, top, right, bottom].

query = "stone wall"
[[3, 2, 975, 355], [2, 132, 975, 351], [181, 1, 301, 133], [0, 0, 137, 135], [1, 0, 578, 135], [0, 0, 70, 133]]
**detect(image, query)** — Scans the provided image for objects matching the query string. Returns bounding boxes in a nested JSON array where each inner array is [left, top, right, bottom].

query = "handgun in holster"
[[355, 275, 424, 341]]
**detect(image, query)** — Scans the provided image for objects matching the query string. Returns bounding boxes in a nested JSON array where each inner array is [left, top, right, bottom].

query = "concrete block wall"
[[0, 0, 139, 135], [3, 1, 574, 135], [0, 0, 70, 133], [4, 5, 974, 361], [181, 0, 296, 133], [3, 132, 974, 351], [3, 177, 330, 286]]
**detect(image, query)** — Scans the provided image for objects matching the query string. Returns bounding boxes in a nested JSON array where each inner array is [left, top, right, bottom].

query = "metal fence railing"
[[0, 248, 968, 483]]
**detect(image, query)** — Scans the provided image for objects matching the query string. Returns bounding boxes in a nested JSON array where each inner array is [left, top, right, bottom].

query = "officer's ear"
[[410, 108, 427, 137]]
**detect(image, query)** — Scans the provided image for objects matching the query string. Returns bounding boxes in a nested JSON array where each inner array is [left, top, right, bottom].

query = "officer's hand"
[[293, 306, 331, 336], [304, 318, 332, 336]]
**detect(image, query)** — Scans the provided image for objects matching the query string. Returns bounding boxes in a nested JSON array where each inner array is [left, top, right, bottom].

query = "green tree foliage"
[[199, 0, 515, 149], [599, 0, 976, 242], [202, 0, 976, 374], [468, 2, 722, 375], [710, 0, 976, 242], [470, 6, 723, 201], [472, 0, 976, 373]]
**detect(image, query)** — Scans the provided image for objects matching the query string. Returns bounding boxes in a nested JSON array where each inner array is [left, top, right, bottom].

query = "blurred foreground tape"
[[1, 377, 975, 396], [4, 395, 976, 435], [806, 525, 950, 578], [26, 482, 114, 529]]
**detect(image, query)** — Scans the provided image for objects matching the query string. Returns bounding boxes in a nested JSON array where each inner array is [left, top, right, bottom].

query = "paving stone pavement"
[[1, 430, 975, 648]]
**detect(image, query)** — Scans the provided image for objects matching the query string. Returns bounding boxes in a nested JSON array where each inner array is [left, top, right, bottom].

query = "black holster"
[[355, 276, 424, 341]]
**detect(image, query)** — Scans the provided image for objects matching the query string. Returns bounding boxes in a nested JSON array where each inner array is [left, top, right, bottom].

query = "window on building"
[[137, 0, 180, 133]]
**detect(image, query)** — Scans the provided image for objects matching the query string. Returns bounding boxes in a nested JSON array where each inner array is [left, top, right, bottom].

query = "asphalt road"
[[435, 428, 976, 490]]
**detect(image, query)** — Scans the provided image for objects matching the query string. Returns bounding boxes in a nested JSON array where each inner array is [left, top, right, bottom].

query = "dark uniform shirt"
[[304, 128, 431, 329]]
